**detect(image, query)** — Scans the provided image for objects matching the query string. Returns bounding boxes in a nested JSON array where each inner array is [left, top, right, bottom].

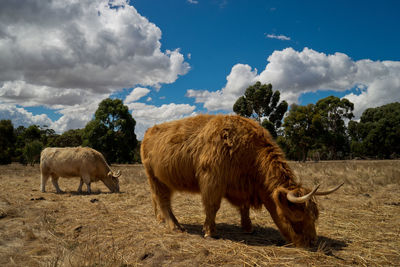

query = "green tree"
[[315, 96, 354, 159], [133, 140, 142, 163], [17, 125, 44, 164], [282, 104, 321, 161], [13, 125, 54, 164], [0, 120, 16, 164], [40, 126, 58, 147], [282, 96, 354, 161], [349, 102, 400, 158], [14, 126, 27, 164], [348, 120, 365, 157], [83, 98, 138, 163], [51, 129, 83, 147], [233, 82, 288, 137], [23, 140, 43, 166], [23, 125, 41, 141]]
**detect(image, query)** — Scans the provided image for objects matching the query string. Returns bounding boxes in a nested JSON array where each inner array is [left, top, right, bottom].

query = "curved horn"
[[314, 182, 344, 196], [287, 185, 320, 204], [113, 170, 121, 177]]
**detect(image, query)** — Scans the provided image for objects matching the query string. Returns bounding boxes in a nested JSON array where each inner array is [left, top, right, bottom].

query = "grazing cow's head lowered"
[[140, 114, 343, 248], [268, 183, 342, 247], [103, 170, 121, 193]]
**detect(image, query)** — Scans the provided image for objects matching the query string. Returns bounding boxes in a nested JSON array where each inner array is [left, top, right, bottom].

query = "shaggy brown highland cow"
[[141, 114, 342, 247]]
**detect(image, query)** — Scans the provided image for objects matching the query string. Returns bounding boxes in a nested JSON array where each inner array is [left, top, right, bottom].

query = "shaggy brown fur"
[[141, 114, 319, 247], [40, 147, 120, 194]]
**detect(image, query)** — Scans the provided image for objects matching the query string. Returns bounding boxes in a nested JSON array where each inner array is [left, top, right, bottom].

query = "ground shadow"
[[69, 190, 102, 195], [181, 223, 348, 252], [40, 190, 123, 196], [314, 235, 349, 256], [69, 190, 124, 195], [182, 223, 286, 246]]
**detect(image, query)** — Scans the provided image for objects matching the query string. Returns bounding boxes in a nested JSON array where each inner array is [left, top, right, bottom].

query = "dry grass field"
[[0, 160, 399, 266]]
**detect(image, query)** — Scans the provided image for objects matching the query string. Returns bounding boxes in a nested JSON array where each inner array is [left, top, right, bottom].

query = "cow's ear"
[[273, 187, 289, 210], [273, 187, 305, 222]]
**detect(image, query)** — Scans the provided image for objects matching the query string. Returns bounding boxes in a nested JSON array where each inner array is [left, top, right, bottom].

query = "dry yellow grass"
[[0, 161, 399, 266]]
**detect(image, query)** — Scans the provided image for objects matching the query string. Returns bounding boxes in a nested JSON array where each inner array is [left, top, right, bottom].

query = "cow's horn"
[[287, 185, 320, 204], [114, 170, 121, 177], [314, 182, 344, 196]]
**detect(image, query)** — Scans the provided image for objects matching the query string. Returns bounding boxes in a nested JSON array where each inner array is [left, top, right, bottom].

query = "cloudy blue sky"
[[1, 0, 399, 139]]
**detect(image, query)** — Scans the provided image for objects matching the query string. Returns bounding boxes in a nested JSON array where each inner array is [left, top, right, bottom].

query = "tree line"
[[0, 98, 139, 165], [234, 82, 400, 161], [1, 82, 399, 165]]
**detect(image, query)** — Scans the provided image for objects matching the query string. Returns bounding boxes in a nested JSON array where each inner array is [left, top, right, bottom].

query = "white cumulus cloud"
[[126, 102, 197, 139], [187, 47, 400, 118], [125, 87, 151, 103], [187, 64, 257, 111], [0, 103, 53, 128], [0, 0, 190, 132]]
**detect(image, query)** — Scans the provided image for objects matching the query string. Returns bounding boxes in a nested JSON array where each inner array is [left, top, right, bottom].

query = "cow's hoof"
[[204, 233, 220, 239], [173, 225, 185, 233], [156, 215, 165, 223]]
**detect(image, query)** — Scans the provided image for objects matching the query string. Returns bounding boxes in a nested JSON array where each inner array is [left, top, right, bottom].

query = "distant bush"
[[0, 120, 16, 165], [23, 140, 43, 166]]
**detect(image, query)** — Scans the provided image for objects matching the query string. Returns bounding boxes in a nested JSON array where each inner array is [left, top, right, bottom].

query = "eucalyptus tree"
[[83, 98, 138, 163], [233, 82, 288, 137]]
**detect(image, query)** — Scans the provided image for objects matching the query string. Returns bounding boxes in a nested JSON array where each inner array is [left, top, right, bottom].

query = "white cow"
[[40, 147, 121, 194]]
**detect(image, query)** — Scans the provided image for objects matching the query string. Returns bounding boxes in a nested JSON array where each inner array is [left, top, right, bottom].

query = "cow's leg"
[[144, 167, 161, 220], [51, 175, 63, 193], [152, 195, 164, 223], [86, 183, 91, 194], [143, 165, 164, 222], [40, 172, 49, 192], [147, 173, 182, 232], [77, 178, 84, 193], [240, 204, 253, 233], [81, 175, 91, 194], [200, 174, 223, 238]]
